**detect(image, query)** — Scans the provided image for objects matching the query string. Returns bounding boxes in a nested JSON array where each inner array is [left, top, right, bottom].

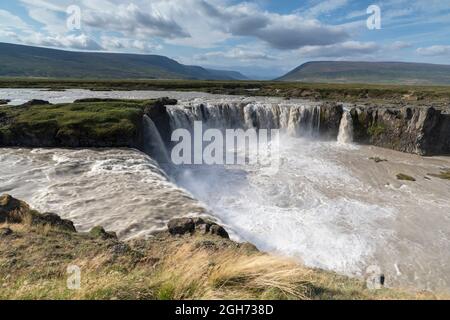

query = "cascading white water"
[[143, 115, 171, 166], [2, 90, 450, 292], [165, 101, 322, 137], [337, 111, 354, 144]]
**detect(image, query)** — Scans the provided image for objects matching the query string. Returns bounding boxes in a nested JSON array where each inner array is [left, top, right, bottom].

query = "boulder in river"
[[168, 217, 230, 239], [0, 194, 76, 232], [21, 99, 51, 107]]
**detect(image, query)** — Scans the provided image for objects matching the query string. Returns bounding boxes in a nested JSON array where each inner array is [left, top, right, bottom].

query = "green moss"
[[428, 170, 450, 180], [368, 122, 387, 137], [0, 99, 155, 146], [370, 157, 388, 163], [396, 173, 416, 181]]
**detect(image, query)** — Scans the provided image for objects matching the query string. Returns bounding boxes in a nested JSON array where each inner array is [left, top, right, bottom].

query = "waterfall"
[[166, 102, 321, 137], [143, 115, 171, 166], [337, 111, 354, 144]]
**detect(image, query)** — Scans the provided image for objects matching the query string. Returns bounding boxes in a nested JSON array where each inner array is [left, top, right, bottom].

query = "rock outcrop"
[[168, 217, 230, 239], [319, 102, 344, 139], [0, 98, 176, 151], [89, 226, 118, 240], [143, 97, 177, 145], [20, 99, 50, 107], [0, 194, 76, 232], [350, 105, 450, 155]]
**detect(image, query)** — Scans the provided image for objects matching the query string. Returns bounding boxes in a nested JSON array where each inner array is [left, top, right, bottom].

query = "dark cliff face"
[[143, 98, 177, 145], [1, 99, 448, 157], [319, 103, 344, 139], [350, 105, 450, 156]]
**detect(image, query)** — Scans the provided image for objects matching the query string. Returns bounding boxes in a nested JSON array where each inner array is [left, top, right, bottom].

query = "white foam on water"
[[0, 148, 207, 239], [2, 91, 450, 292]]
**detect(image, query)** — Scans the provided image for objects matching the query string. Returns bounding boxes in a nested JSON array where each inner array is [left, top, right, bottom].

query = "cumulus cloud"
[[417, 45, 450, 56], [22, 33, 102, 50], [197, 48, 276, 61], [84, 3, 189, 39], [101, 36, 163, 52], [296, 41, 380, 58], [198, 1, 349, 50], [6, 0, 351, 52]]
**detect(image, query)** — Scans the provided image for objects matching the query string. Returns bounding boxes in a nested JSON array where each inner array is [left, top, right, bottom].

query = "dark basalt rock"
[[0, 99, 10, 105], [349, 105, 450, 155], [168, 218, 195, 236], [0, 194, 76, 232], [319, 103, 344, 139], [168, 217, 230, 239], [21, 99, 51, 107], [144, 97, 177, 144]]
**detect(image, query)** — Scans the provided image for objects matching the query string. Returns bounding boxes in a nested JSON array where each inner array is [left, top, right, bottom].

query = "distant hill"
[[277, 61, 450, 85], [0, 42, 247, 80]]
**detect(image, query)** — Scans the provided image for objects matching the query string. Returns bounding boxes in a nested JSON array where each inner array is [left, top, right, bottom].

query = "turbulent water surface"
[[1, 90, 450, 293], [0, 148, 206, 239]]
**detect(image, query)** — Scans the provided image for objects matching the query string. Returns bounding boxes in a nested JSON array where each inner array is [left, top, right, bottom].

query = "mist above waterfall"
[[2, 92, 450, 292], [143, 98, 450, 292]]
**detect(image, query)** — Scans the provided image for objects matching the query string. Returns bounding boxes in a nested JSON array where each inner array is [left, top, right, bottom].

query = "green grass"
[[369, 157, 388, 163], [1, 78, 450, 104], [2, 194, 445, 300], [0, 99, 158, 147], [428, 170, 450, 180], [368, 123, 387, 137], [396, 173, 416, 181]]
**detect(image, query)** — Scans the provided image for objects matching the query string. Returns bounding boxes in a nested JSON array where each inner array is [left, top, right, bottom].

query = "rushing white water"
[[143, 115, 171, 166], [0, 148, 207, 239], [163, 100, 450, 292], [166, 101, 321, 137], [2, 91, 450, 292], [338, 111, 354, 144]]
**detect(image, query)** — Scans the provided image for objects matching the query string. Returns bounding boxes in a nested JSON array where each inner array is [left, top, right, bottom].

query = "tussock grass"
[[0, 224, 445, 300]]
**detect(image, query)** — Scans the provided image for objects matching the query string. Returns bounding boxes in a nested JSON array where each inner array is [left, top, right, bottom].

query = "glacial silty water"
[[338, 110, 354, 144], [166, 101, 321, 137], [164, 100, 450, 293], [0, 148, 206, 239], [143, 115, 171, 166], [2, 94, 450, 293], [0, 88, 234, 106]]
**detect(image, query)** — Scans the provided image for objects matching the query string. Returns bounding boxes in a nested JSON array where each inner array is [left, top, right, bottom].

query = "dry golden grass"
[[0, 224, 447, 300]]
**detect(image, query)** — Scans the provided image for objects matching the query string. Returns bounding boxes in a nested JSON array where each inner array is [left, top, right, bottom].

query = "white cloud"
[[196, 48, 276, 61], [299, 0, 349, 18], [296, 41, 380, 58], [101, 36, 163, 52], [0, 9, 31, 31], [21, 33, 102, 50], [15, 0, 348, 50], [84, 2, 189, 39], [417, 45, 450, 56], [196, 1, 349, 50]]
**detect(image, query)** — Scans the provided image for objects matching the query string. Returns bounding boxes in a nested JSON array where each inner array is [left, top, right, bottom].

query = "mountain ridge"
[[277, 61, 450, 85], [0, 42, 247, 80]]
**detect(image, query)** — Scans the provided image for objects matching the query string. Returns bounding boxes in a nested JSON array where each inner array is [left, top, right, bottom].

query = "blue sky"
[[0, 0, 449, 78]]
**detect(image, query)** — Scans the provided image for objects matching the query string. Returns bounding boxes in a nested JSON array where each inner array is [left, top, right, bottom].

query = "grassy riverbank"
[[1, 78, 450, 104], [0, 194, 442, 300], [0, 98, 175, 148]]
